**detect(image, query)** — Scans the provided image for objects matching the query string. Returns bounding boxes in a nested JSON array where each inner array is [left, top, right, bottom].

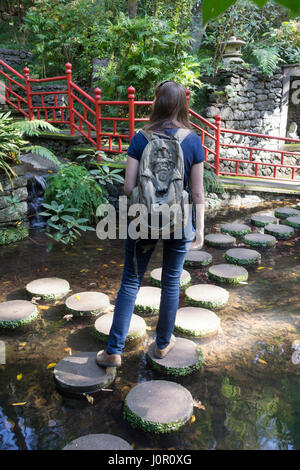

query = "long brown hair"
[[144, 80, 191, 132]]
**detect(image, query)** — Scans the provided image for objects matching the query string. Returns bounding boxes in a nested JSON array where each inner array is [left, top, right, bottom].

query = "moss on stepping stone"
[[274, 207, 300, 219], [208, 264, 248, 285], [220, 223, 251, 237], [0, 300, 38, 329], [174, 306, 220, 338], [264, 223, 294, 239], [149, 268, 191, 288], [134, 286, 161, 315], [53, 352, 116, 395], [285, 216, 300, 229], [205, 233, 236, 248], [242, 233, 277, 248], [63, 434, 132, 450], [146, 337, 204, 376], [251, 214, 277, 227], [123, 380, 194, 434], [185, 284, 229, 309], [184, 250, 212, 267], [26, 277, 70, 301], [94, 313, 146, 342], [224, 248, 261, 266], [65, 291, 110, 317]]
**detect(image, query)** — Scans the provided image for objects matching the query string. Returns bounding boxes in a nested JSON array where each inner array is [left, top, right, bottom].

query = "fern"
[[252, 47, 283, 77], [12, 119, 61, 137], [203, 163, 225, 194], [21, 145, 62, 168]]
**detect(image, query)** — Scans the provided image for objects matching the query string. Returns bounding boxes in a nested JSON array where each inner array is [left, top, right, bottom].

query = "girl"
[[96, 80, 205, 367]]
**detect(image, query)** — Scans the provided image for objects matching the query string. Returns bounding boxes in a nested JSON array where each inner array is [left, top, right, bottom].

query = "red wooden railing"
[[1, 58, 300, 181]]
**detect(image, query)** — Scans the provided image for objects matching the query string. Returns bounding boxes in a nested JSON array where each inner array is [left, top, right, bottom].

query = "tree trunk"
[[128, 0, 138, 19], [190, 1, 205, 54]]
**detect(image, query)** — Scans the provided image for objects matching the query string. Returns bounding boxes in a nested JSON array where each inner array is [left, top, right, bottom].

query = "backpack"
[[130, 128, 191, 240]]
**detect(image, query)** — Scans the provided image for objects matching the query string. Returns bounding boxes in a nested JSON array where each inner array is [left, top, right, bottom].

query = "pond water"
[[0, 199, 299, 450]]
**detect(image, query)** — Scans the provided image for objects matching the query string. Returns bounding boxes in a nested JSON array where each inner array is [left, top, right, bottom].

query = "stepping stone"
[[174, 306, 220, 338], [251, 214, 277, 227], [208, 264, 248, 285], [296, 203, 300, 210], [26, 277, 70, 300], [285, 216, 300, 229], [146, 337, 204, 376], [149, 267, 191, 288], [184, 250, 213, 267], [134, 286, 161, 315], [242, 232, 277, 248], [94, 313, 146, 342], [220, 223, 251, 237], [65, 291, 110, 317], [53, 352, 116, 395], [274, 207, 300, 219], [264, 223, 294, 239], [63, 433, 132, 450], [204, 233, 236, 249], [224, 248, 261, 266], [123, 380, 194, 433], [185, 284, 229, 309], [0, 300, 38, 329]]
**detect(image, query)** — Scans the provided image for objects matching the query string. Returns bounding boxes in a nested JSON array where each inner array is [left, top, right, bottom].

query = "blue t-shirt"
[[127, 127, 205, 188]]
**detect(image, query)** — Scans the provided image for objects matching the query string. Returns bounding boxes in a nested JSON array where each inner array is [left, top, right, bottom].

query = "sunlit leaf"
[[190, 415, 196, 424], [83, 393, 94, 405], [46, 362, 56, 369], [16, 374, 23, 381], [75, 295, 81, 300], [258, 358, 267, 365], [11, 402, 27, 406], [38, 305, 50, 310]]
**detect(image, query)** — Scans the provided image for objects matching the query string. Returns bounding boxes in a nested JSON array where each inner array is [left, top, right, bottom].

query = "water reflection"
[[0, 200, 299, 450]]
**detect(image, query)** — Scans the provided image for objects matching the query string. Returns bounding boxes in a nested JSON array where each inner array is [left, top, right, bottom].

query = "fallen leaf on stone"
[[190, 415, 196, 424], [257, 267, 265, 270], [83, 393, 94, 405], [75, 295, 81, 300], [46, 363, 56, 369], [16, 374, 22, 381], [11, 402, 27, 406], [38, 305, 50, 310]]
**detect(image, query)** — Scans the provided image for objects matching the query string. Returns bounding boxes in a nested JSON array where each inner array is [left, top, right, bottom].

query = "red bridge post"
[[23, 66, 33, 120], [65, 62, 75, 136], [215, 114, 222, 179], [128, 86, 135, 143], [94, 87, 102, 162]]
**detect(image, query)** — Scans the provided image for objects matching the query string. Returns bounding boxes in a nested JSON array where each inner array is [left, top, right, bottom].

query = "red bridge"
[[1, 59, 300, 182]]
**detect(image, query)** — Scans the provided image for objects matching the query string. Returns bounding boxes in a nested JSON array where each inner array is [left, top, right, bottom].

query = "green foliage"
[[0, 225, 29, 246], [92, 13, 201, 100], [40, 199, 95, 248], [43, 163, 106, 224], [251, 46, 284, 76], [203, 162, 225, 194]]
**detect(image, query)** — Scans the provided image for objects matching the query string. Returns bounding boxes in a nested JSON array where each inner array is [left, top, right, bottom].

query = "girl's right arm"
[[189, 161, 205, 250]]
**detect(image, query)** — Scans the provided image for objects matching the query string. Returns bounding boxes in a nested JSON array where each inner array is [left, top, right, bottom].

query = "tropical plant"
[[40, 200, 95, 249], [0, 112, 62, 190]]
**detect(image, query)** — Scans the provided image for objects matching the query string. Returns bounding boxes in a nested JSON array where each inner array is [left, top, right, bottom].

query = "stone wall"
[[0, 48, 32, 69], [0, 164, 29, 245], [204, 67, 300, 179]]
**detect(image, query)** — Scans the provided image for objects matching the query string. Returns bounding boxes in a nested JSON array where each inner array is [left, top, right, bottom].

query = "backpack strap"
[[174, 128, 192, 143], [139, 129, 176, 141]]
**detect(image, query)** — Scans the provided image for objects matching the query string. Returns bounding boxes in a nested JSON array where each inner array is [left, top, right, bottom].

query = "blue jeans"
[[107, 218, 194, 355]]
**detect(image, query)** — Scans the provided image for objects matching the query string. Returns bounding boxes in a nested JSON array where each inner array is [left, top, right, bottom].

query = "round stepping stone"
[[63, 434, 132, 450], [65, 292, 110, 317], [274, 207, 300, 219], [251, 214, 278, 227], [134, 286, 161, 315], [123, 380, 194, 433], [184, 250, 213, 267], [26, 277, 70, 300], [174, 306, 220, 338], [94, 313, 146, 342], [53, 352, 116, 395], [242, 232, 277, 248], [208, 264, 248, 285], [224, 248, 261, 266], [285, 216, 300, 229], [220, 223, 251, 237], [149, 268, 191, 288], [264, 223, 294, 239], [146, 337, 203, 376], [204, 233, 236, 249], [0, 300, 38, 329], [185, 284, 229, 309]]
